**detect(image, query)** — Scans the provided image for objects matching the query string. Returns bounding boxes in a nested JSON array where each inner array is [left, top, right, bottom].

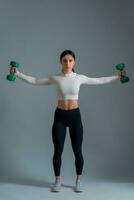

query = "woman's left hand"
[[118, 69, 126, 78]]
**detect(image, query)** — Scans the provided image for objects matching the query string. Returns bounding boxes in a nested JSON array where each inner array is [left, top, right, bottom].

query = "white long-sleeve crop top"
[[16, 70, 119, 100]]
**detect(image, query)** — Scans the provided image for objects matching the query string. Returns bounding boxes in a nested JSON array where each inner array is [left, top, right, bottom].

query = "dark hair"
[[60, 50, 76, 72]]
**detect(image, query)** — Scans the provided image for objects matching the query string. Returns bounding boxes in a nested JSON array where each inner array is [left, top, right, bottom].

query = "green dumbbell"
[[6, 61, 20, 81], [115, 63, 130, 83]]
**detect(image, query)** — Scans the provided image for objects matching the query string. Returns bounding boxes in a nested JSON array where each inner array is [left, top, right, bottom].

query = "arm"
[[80, 74, 119, 85], [15, 69, 53, 85]]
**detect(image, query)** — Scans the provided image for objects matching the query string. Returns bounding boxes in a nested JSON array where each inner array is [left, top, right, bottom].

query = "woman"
[[10, 50, 125, 192]]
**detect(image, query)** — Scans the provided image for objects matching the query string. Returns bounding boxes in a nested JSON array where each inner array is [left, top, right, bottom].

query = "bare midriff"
[[57, 99, 78, 110]]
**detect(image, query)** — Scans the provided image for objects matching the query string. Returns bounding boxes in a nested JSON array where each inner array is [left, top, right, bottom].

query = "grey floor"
[[0, 179, 134, 200]]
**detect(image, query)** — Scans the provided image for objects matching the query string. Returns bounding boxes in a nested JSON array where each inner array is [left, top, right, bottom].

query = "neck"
[[62, 70, 73, 75]]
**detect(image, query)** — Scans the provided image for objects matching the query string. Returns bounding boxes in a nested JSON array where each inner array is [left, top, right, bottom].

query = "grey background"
[[0, 0, 134, 183]]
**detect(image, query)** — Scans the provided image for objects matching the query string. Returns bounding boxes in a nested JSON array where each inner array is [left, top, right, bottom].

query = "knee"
[[53, 149, 63, 157], [74, 149, 83, 159]]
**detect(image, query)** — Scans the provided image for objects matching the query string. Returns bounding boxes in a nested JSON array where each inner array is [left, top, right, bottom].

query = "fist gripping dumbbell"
[[115, 63, 130, 83], [6, 61, 19, 81]]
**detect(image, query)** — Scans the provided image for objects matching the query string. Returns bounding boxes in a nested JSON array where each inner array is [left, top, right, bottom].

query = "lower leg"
[[53, 153, 62, 181], [75, 154, 84, 180], [75, 157, 84, 192]]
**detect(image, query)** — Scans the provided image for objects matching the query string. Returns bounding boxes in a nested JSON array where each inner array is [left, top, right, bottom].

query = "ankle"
[[55, 176, 61, 181], [76, 175, 82, 181]]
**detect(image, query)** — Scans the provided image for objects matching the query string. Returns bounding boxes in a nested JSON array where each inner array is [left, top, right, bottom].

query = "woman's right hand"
[[9, 67, 18, 74]]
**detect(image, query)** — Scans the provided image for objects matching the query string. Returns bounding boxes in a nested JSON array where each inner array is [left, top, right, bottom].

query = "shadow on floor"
[[0, 178, 75, 191]]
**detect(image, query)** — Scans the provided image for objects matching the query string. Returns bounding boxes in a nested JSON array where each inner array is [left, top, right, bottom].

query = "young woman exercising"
[[10, 50, 125, 192]]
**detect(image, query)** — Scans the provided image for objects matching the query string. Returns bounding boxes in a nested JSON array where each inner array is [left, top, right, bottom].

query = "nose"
[[65, 63, 69, 67]]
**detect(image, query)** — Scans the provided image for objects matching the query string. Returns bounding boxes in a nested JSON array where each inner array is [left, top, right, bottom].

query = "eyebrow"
[[63, 58, 73, 61]]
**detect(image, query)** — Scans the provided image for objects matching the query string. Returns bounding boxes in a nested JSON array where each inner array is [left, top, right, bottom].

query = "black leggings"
[[52, 107, 84, 176]]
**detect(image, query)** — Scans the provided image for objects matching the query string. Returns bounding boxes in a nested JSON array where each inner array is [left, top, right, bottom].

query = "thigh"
[[69, 119, 83, 149], [52, 120, 67, 149]]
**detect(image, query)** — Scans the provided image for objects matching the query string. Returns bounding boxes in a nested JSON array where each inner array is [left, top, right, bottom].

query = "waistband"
[[56, 107, 80, 112]]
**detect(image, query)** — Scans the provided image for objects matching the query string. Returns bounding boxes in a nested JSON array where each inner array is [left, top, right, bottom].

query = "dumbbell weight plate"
[[10, 61, 19, 68], [116, 63, 125, 70], [6, 73, 16, 81], [120, 76, 129, 83]]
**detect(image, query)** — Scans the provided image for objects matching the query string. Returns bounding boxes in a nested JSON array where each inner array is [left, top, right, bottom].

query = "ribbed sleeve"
[[80, 74, 119, 85], [15, 70, 53, 85]]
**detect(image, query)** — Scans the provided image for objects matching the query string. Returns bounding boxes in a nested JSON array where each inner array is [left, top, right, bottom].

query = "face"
[[60, 54, 75, 73]]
